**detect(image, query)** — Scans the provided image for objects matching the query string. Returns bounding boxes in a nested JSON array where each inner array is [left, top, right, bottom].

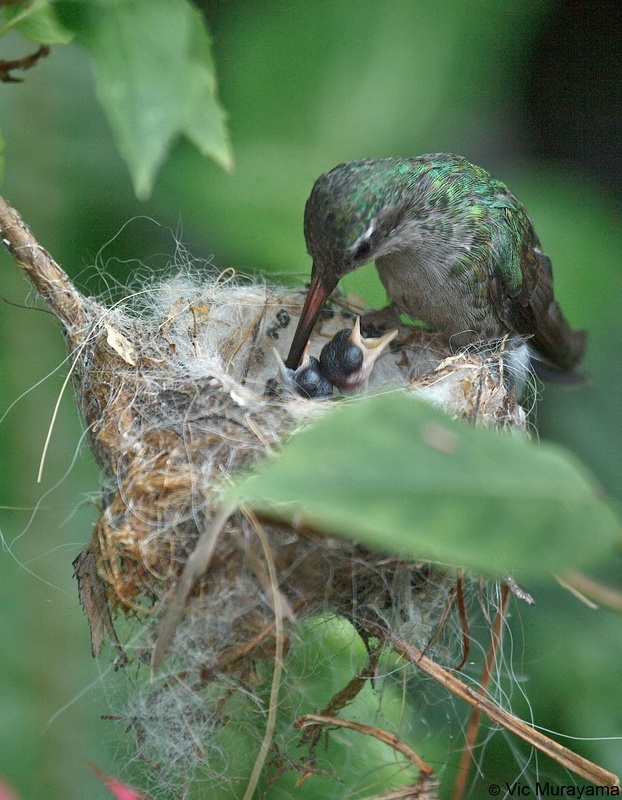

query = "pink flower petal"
[[90, 764, 149, 800], [0, 778, 21, 800]]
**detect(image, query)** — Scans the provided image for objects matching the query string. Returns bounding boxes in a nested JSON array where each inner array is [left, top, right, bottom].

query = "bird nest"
[[81, 272, 524, 616], [1, 196, 614, 800]]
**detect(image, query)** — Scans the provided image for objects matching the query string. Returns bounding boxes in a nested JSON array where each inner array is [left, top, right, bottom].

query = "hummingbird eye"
[[352, 238, 373, 261]]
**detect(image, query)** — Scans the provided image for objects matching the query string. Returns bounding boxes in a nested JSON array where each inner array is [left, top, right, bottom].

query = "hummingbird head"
[[304, 160, 409, 279], [285, 160, 408, 369]]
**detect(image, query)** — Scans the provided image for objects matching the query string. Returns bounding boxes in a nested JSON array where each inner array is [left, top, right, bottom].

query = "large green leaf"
[[57, 0, 232, 198], [231, 394, 620, 578], [0, 1, 73, 44]]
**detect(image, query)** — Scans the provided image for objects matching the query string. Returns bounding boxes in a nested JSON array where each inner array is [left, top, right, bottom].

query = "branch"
[[0, 194, 93, 339], [388, 632, 620, 788], [0, 45, 49, 83]]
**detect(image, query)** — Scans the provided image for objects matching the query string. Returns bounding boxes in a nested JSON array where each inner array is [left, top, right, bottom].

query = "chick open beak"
[[337, 317, 398, 389]]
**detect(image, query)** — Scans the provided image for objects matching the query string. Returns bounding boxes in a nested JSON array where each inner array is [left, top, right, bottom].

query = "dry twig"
[[386, 630, 620, 788]]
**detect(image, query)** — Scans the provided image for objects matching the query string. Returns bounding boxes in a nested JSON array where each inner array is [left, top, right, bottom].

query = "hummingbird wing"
[[486, 203, 586, 373]]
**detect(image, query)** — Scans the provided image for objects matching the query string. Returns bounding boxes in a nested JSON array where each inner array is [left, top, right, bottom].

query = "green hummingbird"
[[285, 154, 586, 382]]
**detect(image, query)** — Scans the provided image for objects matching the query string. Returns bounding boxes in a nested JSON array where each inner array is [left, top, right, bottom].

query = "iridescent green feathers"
[[302, 154, 585, 373]]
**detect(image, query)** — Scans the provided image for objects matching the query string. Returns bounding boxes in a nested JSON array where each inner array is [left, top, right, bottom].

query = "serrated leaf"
[[231, 394, 620, 578], [60, 0, 231, 199], [1, 1, 73, 44]]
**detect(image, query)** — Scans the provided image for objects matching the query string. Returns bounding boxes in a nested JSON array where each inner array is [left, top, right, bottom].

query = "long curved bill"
[[285, 265, 339, 369]]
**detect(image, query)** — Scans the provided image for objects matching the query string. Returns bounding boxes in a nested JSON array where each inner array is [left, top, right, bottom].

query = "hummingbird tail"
[[530, 300, 587, 377], [531, 358, 587, 385]]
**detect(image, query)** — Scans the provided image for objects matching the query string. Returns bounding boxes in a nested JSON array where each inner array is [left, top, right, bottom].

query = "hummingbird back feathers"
[[297, 154, 586, 377]]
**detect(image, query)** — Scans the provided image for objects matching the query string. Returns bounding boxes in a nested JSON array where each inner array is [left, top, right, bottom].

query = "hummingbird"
[[273, 344, 334, 399], [318, 317, 398, 391], [285, 154, 586, 382], [273, 318, 396, 399]]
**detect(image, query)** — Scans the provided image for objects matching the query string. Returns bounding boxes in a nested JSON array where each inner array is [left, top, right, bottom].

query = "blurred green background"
[[0, 1, 620, 798]]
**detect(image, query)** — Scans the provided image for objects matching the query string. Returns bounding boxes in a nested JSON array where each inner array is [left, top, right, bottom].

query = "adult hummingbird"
[[285, 154, 586, 381]]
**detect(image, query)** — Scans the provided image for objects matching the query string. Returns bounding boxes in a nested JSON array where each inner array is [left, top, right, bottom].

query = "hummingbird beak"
[[285, 264, 339, 369]]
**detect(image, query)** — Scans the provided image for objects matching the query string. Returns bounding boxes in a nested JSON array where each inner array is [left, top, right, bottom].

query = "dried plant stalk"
[[387, 631, 619, 788]]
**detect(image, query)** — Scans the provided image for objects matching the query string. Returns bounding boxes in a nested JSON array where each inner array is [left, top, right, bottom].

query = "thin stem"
[[451, 582, 510, 800], [242, 509, 286, 800], [377, 626, 619, 788]]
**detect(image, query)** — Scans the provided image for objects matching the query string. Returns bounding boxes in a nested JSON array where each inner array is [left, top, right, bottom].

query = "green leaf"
[[1, 1, 73, 44], [58, 0, 232, 199], [231, 394, 620, 578]]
